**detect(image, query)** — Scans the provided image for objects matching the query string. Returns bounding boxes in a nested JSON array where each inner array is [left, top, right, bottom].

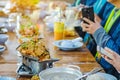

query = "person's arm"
[[81, 17, 101, 34], [93, 23, 120, 54], [81, 17, 120, 54], [81, 17, 110, 48], [102, 47, 120, 73], [93, 26, 111, 48]]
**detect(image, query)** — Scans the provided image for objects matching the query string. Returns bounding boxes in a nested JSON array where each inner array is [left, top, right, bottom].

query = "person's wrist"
[[92, 26, 101, 35], [93, 27, 103, 35], [117, 70, 120, 73]]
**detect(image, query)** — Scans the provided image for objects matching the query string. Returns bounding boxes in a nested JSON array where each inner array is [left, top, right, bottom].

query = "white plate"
[[53, 40, 83, 51], [86, 72, 117, 80], [0, 45, 6, 53]]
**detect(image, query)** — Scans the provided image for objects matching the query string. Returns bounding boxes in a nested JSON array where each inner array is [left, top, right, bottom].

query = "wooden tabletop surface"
[[44, 29, 101, 73]]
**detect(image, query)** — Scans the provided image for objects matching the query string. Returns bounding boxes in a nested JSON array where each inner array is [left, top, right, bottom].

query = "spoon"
[[75, 67, 103, 80], [72, 37, 83, 43], [0, 45, 5, 49]]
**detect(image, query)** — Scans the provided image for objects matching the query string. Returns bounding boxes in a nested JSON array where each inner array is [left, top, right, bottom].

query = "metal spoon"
[[75, 67, 103, 80], [72, 37, 83, 42]]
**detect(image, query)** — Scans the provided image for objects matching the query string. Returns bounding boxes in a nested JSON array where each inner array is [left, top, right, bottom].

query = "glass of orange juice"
[[54, 22, 64, 40]]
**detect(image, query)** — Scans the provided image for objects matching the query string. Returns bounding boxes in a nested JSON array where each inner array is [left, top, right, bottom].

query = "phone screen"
[[74, 26, 86, 38], [82, 6, 94, 24], [97, 47, 113, 59]]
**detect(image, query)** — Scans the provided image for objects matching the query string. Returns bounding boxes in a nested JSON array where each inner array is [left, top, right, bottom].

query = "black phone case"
[[82, 7, 94, 24], [74, 26, 86, 38]]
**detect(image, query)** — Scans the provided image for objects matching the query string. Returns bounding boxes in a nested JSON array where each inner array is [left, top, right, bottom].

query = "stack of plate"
[[0, 45, 6, 55]]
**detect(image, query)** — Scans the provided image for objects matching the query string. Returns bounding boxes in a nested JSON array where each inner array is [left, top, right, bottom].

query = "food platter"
[[16, 51, 59, 76], [16, 38, 59, 75]]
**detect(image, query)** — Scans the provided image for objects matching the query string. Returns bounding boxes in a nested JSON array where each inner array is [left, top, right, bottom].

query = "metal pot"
[[21, 55, 59, 74], [16, 42, 59, 75], [39, 65, 82, 80]]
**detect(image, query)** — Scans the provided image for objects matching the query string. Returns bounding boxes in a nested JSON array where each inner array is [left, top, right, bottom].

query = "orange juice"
[[54, 22, 64, 40]]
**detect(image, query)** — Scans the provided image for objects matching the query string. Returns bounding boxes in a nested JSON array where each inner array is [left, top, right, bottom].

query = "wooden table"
[[0, 32, 18, 77], [0, 30, 101, 80]]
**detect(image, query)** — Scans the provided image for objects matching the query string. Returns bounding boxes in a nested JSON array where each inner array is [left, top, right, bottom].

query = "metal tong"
[[76, 67, 103, 80]]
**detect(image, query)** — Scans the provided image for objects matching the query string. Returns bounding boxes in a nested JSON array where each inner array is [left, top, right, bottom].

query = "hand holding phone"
[[97, 47, 113, 60], [82, 6, 94, 24]]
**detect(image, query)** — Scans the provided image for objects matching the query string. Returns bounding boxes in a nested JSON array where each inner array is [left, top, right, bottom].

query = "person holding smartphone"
[[81, 7, 120, 79], [72, 0, 120, 79], [102, 47, 120, 74]]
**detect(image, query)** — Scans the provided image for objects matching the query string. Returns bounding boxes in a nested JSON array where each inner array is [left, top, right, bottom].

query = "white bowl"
[[53, 40, 83, 51], [0, 45, 6, 55], [0, 76, 16, 80], [0, 34, 9, 44], [46, 22, 54, 32], [86, 72, 117, 80], [61, 40, 74, 48]]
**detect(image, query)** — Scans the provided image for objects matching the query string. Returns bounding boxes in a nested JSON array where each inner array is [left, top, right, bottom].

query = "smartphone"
[[82, 6, 94, 24], [74, 26, 86, 38], [97, 47, 113, 59]]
